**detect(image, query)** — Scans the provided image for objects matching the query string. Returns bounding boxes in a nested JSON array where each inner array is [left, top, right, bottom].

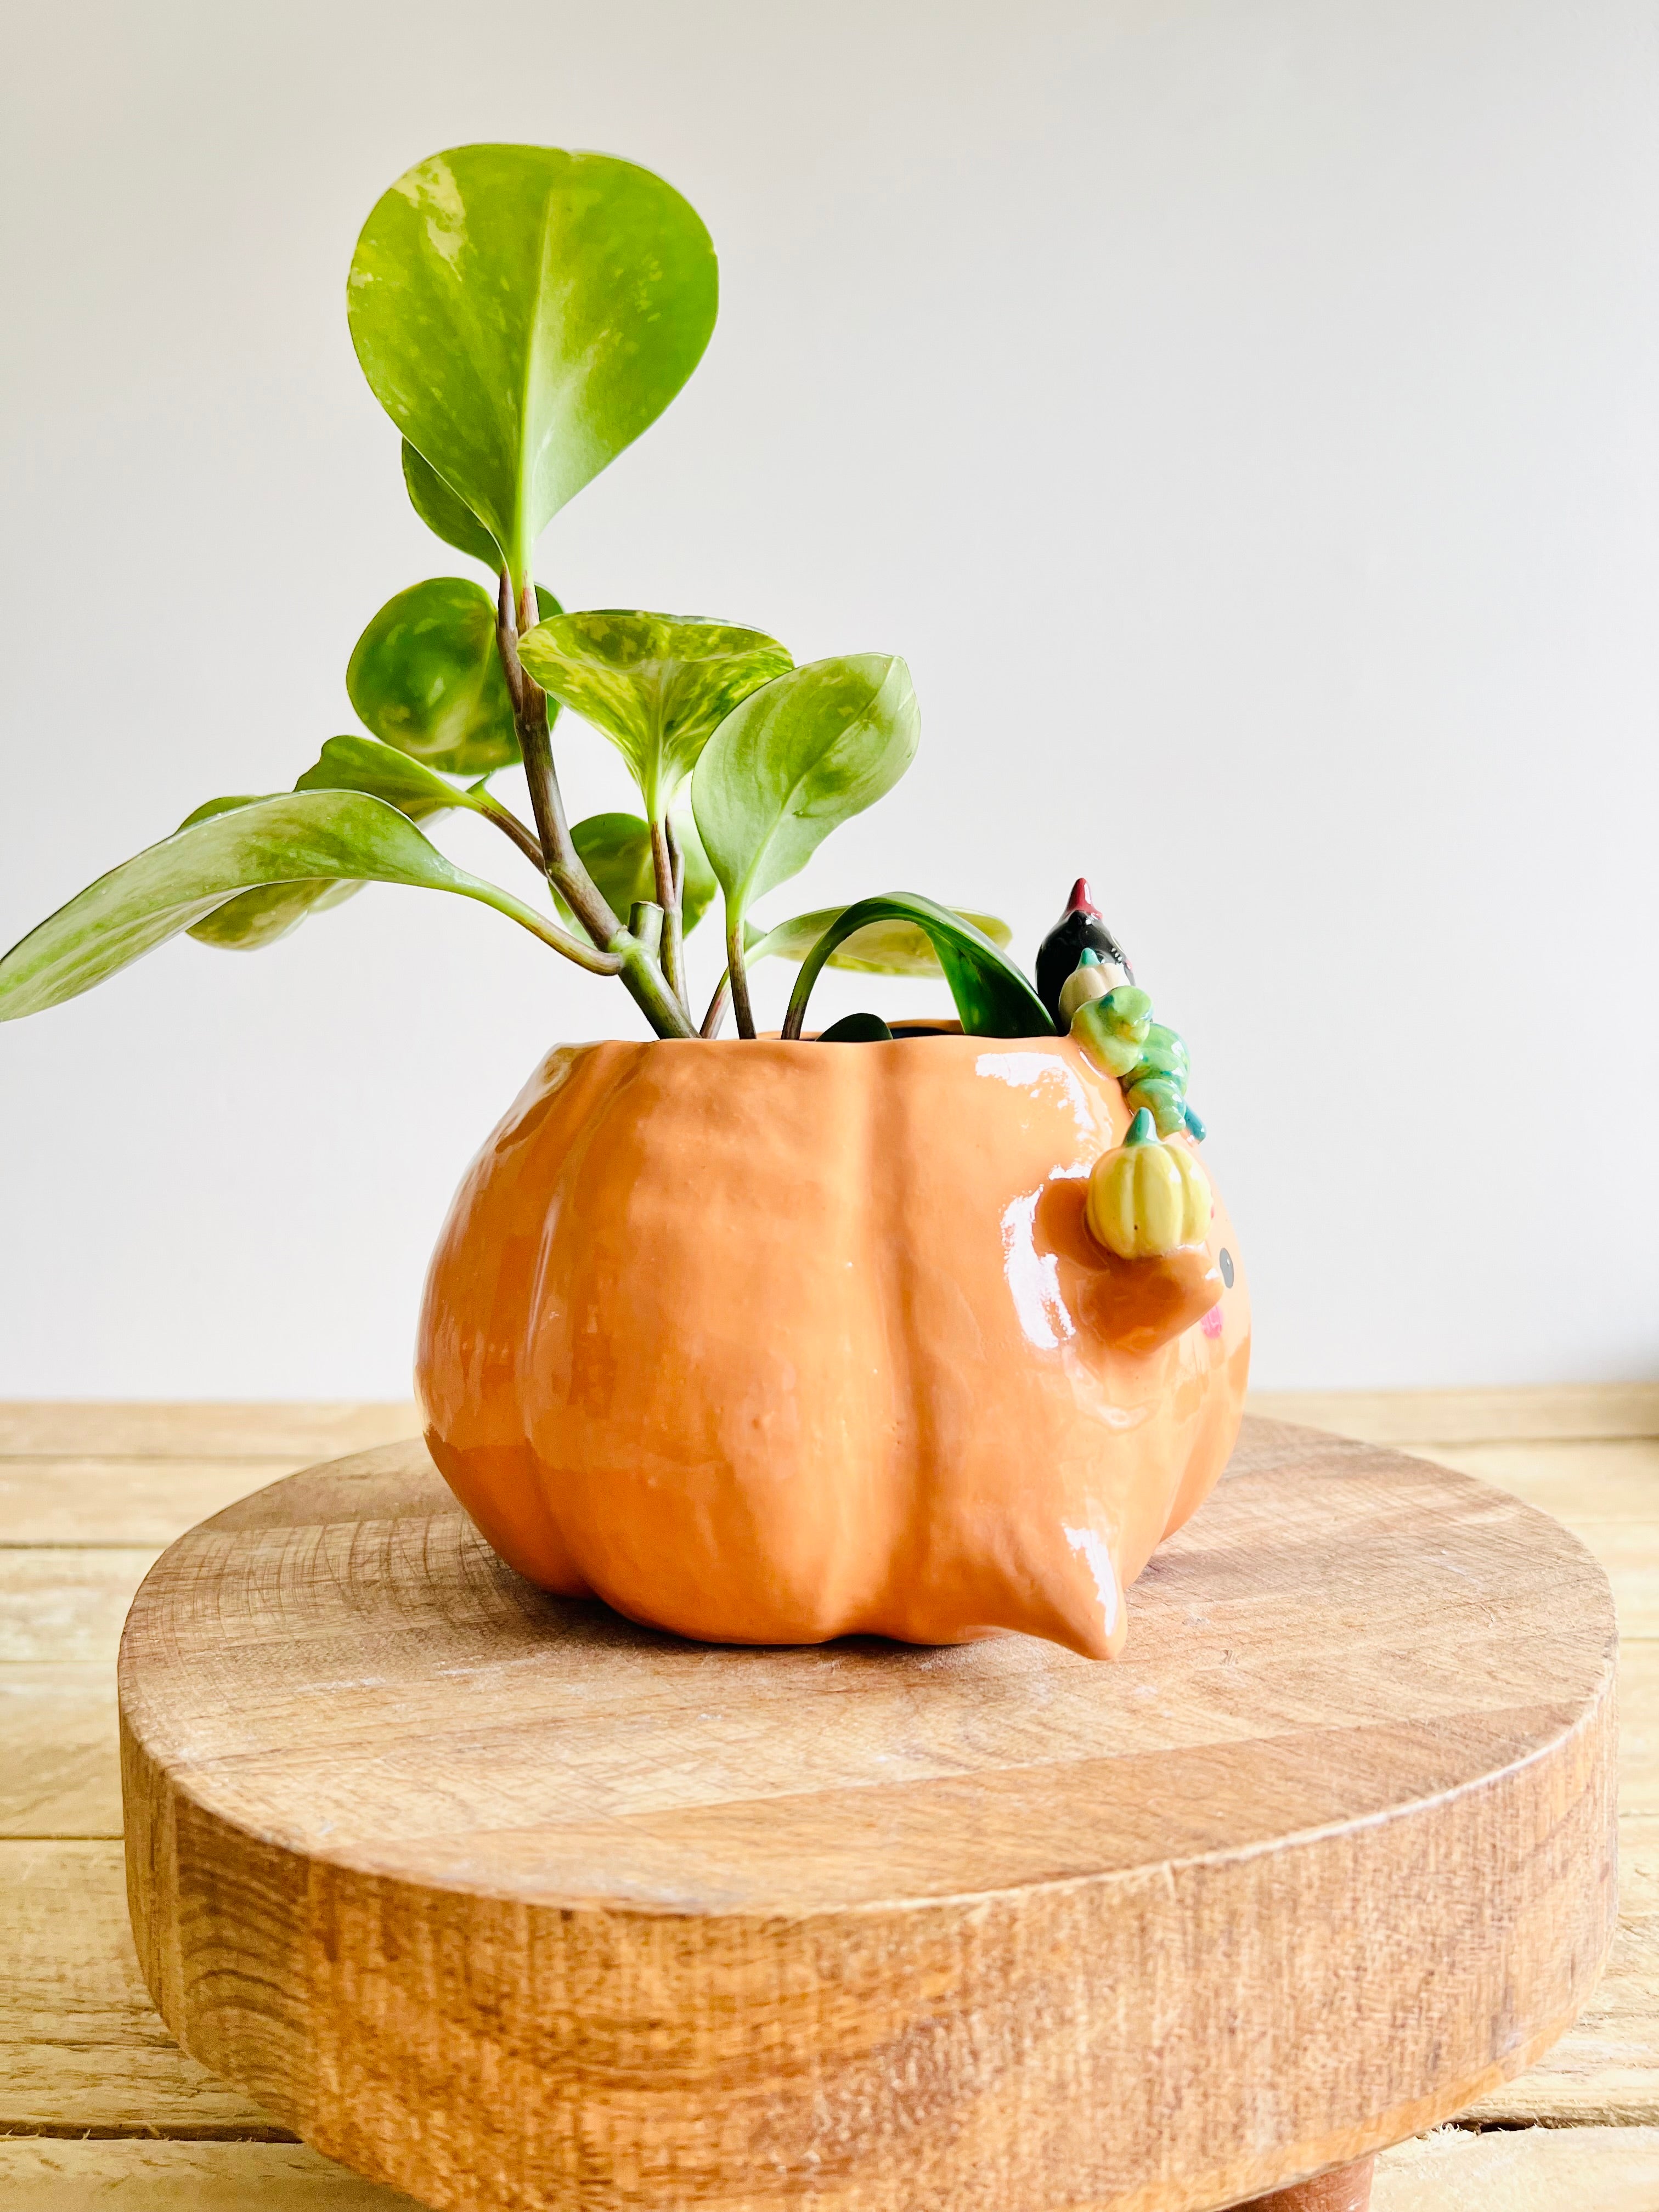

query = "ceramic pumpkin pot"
[[416, 1028, 1248, 1660], [416, 1022, 1248, 1663]]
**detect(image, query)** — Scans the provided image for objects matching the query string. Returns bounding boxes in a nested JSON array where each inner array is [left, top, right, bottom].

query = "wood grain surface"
[[0, 1403, 421, 1458], [4, 1392, 1654, 2209], [1370, 2125, 1659, 2208], [1, 1840, 282, 2135], [116, 1417, 1617, 2212]]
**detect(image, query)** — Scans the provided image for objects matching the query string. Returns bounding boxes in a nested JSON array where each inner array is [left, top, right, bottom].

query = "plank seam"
[[0, 2123, 300, 2142], [1451, 2114, 1659, 2131]]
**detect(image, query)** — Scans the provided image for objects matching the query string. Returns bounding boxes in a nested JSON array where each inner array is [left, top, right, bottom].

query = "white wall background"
[[2, 0, 1655, 1396]]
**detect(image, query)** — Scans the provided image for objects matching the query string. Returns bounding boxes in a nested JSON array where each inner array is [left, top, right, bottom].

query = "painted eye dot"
[[1219, 1248, 1235, 1289]]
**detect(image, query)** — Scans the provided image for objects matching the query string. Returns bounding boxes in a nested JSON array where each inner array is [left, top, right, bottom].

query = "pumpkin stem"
[[1125, 1108, 1156, 1146]]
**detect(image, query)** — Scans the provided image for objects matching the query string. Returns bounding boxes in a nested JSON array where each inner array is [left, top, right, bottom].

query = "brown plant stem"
[[495, 572, 694, 1039], [470, 798, 628, 976], [726, 921, 756, 1040], [651, 814, 686, 1011], [699, 970, 731, 1039], [516, 916, 627, 973], [497, 575, 608, 940], [472, 794, 546, 872]]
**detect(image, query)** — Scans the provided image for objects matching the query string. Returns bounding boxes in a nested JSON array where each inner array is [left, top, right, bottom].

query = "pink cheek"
[[1200, 1305, 1224, 1340]]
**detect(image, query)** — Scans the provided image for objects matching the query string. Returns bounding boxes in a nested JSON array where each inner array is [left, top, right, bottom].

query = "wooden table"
[[4, 1387, 1658, 2209]]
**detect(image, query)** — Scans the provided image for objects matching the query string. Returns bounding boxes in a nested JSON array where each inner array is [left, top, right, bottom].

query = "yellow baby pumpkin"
[[1087, 1110, 1212, 1259]]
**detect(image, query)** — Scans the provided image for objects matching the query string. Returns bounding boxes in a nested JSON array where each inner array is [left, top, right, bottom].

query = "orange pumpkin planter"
[[417, 1028, 1249, 1660], [0, 148, 1251, 1669]]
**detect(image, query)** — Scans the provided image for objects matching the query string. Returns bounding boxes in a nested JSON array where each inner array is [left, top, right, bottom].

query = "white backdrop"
[[2, 0, 1655, 1396]]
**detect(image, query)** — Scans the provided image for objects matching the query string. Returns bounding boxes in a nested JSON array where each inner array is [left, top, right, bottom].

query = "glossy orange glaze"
[[416, 1032, 1249, 1660]]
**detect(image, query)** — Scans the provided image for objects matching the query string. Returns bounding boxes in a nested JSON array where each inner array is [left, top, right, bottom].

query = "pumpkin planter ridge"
[[417, 1029, 1249, 1660]]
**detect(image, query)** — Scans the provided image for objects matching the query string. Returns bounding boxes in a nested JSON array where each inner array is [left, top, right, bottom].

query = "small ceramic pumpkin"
[[1087, 1109, 1212, 1259], [417, 1029, 1248, 1660]]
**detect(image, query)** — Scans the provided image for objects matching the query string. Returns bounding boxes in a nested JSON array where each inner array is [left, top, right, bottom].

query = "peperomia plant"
[[0, 143, 1051, 1043]]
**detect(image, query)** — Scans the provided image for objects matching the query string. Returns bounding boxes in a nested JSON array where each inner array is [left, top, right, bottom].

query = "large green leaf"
[[555, 809, 717, 938], [692, 657, 919, 940], [186, 873, 364, 952], [749, 904, 1012, 975], [173, 793, 360, 951], [346, 578, 558, 776], [348, 145, 718, 582], [184, 738, 492, 952], [517, 612, 791, 819], [0, 793, 572, 1019], [177, 795, 266, 824], [402, 441, 502, 570], [781, 894, 1052, 1039], [294, 732, 484, 817]]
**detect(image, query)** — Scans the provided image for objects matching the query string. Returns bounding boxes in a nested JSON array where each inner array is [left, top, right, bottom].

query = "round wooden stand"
[[119, 1418, 1616, 2212]]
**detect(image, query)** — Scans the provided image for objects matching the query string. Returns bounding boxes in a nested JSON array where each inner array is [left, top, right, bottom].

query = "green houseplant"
[[0, 143, 1246, 1664], [0, 144, 1035, 1046]]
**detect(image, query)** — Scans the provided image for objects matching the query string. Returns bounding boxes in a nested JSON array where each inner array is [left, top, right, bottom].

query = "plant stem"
[[651, 814, 686, 1009], [629, 900, 664, 963], [472, 803, 682, 1029], [472, 794, 546, 872], [619, 936, 697, 1037], [497, 575, 610, 939], [515, 912, 627, 972], [700, 970, 731, 1039], [495, 572, 695, 1039], [726, 919, 757, 1039]]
